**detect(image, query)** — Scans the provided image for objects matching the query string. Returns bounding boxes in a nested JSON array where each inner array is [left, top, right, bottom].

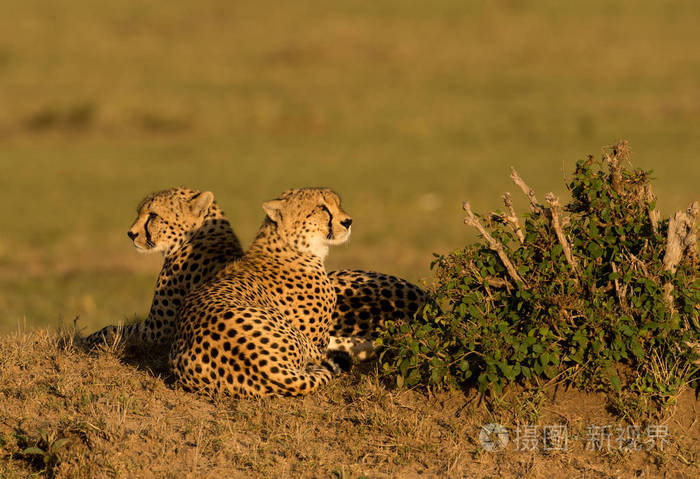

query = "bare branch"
[[663, 201, 699, 274], [602, 141, 630, 196], [509, 167, 544, 214], [643, 183, 660, 236], [611, 262, 627, 311], [463, 201, 526, 287], [502, 193, 525, 244], [662, 201, 699, 313], [604, 151, 623, 196], [485, 277, 509, 288], [662, 283, 676, 315], [545, 192, 578, 277]]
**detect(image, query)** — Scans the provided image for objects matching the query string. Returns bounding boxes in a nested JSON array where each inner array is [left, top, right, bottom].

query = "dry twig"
[[643, 184, 661, 236], [662, 201, 699, 313], [545, 192, 578, 277], [509, 167, 544, 214], [463, 201, 526, 287], [602, 141, 630, 196], [502, 193, 525, 244], [485, 277, 509, 288], [663, 201, 699, 273], [611, 262, 628, 311]]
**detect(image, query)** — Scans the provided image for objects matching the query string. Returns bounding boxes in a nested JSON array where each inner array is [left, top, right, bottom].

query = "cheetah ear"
[[262, 199, 284, 224], [190, 191, 214, 217]]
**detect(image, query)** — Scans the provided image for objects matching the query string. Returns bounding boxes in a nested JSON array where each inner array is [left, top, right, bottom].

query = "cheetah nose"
[[127, 231, 138, 240], [340, 218, 352, 229]]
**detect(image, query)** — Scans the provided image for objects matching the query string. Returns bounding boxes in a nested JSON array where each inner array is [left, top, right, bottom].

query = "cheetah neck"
[[247, 221, 325, 271], [125, 203, 244, 346], [167, 203, 241, 256], [154, 204, 243, 309]]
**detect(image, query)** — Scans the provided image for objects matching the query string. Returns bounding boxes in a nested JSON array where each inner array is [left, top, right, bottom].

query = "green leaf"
[[396, 374, 404, 388], [544, 365, 557, 379], [51, 438, 71, 451], [533, 361, 543, 375], [610, 374, 621, 391], [629, 339, 644, 359], [399, 359, 410, 378], [467, 305, 482, 319], [431, 367, 446, 384], [477, 373, 489, 392], [589, 222, 600, 239], [23, 447, 46, 456], [497, 362, 513, 380], [619, 324, 634, 337], [406, 369, 422, 387], [587, 242, 604, 258]]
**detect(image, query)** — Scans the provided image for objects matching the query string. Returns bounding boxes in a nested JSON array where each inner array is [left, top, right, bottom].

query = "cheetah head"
[[262, 187, 352, 260], [127, 187, 216, 255]]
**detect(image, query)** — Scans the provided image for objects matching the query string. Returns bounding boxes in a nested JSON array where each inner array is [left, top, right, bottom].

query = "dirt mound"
[[0, 328, 697, 478]]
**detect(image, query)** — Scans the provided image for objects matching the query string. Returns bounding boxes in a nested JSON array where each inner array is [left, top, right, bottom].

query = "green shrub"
[[378, 142, 698, 401]]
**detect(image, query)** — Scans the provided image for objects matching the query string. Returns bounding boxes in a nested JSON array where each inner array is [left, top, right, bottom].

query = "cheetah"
[[169, 188, 352, 397], [86, 188, 426, 361], [327, 269, 425, 360], [84, 187, 244, 348]]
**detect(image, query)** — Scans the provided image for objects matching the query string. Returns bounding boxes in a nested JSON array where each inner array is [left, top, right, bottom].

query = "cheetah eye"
[[148, 212, 159, 220]]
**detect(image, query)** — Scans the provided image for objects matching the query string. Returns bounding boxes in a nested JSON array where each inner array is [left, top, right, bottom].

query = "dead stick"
[[643, 184, 660, 236], [503, 193, 525, 244], [604, 150, 623, 196], [663, 201, 699, 273], [662, 201, 699, 313], [545, 192, 579, 276], [463, 201, 526, 287], [611, 262, 627, 310], [603, 141, 630, 196], [510, 167, 544, 214], [485, 277, 509, 288], [682, 204, 698, 266]]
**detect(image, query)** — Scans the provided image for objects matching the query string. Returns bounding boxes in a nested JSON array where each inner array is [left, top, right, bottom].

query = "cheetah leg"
[[327, 336, 377, 362], [262, 362, 335, 397], [327, 269, 427, 340], [169, 351, 335, 398], [169, 302, 341, 398], [84, 316, 175, 350], [83, 322, 140, 350]]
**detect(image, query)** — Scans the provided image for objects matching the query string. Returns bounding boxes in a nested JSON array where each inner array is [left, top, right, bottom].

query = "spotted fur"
[[86, 188, 427, 364], [84, 187, 243, 348], [327, 270, 426, 360], [169, 188, 351, 397]]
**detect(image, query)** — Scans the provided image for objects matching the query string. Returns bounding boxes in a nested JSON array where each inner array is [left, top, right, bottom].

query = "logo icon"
[[479, 423, 509, 451]]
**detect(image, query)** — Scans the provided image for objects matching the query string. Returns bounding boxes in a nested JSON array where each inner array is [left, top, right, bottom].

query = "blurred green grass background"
[[1, 0, 698, 333]]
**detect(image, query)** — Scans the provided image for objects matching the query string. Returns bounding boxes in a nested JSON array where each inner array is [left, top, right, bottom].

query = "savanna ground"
[[1, 329, 698, 478], [1, 1, 698, 477]]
